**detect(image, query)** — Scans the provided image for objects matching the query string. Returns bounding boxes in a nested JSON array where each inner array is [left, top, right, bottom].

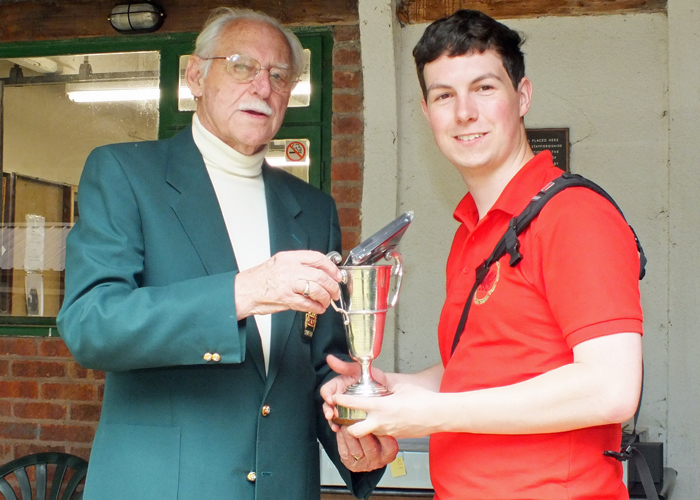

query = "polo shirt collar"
[[453, 150, 557, 229]]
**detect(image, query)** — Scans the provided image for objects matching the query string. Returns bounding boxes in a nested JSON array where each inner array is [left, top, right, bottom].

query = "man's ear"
[[185, 55, 205, 99], [517, 77, 532, 118], [421, 97, 428, 120]]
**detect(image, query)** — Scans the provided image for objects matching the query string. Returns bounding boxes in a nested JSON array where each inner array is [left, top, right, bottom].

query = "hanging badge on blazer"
[[302, 312, 317, 342]]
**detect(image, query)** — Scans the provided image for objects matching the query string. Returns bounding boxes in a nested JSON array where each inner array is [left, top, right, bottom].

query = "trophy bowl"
[[331, 251, 402, 425]]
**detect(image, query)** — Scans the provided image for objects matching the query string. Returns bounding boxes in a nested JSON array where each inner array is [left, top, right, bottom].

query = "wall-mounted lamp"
[[109, 2, 165, 34]]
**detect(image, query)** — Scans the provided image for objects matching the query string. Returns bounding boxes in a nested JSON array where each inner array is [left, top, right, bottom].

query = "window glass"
[[0, 51, 160, 317]]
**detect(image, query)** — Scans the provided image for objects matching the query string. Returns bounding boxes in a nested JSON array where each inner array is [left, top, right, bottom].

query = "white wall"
[[361, 4, 699, 497]]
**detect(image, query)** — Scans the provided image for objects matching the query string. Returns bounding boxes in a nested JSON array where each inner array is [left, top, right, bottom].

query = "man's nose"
[[250, 68, 273, 98], [455, 94, 477, 123]]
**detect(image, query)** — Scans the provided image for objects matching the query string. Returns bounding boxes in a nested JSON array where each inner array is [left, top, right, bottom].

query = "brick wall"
[[331, 25, 364, 254], [0, 337, 103, 463], [0, 24, 365, 465]]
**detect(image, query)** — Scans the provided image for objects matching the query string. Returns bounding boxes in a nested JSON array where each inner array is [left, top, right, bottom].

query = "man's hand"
[[234, 250, 343, 319], [334, 383, 439, 439], [335, 426, 399, 472], [321, 355, 390, 431]]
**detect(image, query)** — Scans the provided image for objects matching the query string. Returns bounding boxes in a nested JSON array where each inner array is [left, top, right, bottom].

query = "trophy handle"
[[384, 250, 403, 308], [330, 300, 350, 325]]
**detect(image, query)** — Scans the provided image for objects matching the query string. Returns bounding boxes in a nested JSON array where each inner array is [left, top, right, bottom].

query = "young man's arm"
[[332, 332, 641, 438]]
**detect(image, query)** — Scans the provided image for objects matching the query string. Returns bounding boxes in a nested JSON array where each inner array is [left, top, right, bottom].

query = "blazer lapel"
[[263, 165, 309, 388], [165, 127, 237, 276]]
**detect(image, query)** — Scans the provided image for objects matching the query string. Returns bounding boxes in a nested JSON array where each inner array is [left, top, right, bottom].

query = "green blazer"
[[57, 127, 384, 500]]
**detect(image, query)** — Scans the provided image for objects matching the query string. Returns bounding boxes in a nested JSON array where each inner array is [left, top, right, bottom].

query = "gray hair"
[[194, 7, 304, 78]]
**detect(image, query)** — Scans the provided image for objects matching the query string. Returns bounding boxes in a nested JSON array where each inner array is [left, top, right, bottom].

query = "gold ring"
[[352, 454, 363, 462], [303, 281, 310, 298]]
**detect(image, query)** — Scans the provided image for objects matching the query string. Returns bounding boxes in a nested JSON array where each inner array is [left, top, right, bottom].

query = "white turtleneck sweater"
[[192, 114, 272, 373]]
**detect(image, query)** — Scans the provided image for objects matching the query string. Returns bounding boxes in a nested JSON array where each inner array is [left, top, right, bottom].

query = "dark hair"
[[413, 9, 525, 98]]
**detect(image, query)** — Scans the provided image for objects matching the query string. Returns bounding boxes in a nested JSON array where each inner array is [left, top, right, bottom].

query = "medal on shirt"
[[302, 312, 317, 341]]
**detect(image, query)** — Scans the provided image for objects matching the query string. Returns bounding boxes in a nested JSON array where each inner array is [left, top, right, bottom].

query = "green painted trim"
[[0, 32, 199, 57]]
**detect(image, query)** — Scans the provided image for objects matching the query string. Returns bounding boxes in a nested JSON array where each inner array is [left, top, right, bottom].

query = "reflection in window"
[[0, 52, 160, 317], [177, 48, 312, 112]]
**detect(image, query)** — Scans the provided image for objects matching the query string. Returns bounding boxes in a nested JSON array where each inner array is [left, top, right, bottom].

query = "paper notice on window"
[[24, 214, 45, 272]]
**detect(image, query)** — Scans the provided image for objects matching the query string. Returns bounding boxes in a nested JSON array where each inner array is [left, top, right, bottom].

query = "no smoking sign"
[[285, 141, 307, 162]]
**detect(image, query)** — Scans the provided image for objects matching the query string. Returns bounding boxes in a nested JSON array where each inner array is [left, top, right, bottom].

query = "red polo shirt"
[[430, 151, 643, 500]]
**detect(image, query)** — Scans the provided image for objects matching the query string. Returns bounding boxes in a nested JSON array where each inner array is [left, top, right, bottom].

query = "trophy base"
[[331, 382, 392, 426], [332, 405, 368, 426]]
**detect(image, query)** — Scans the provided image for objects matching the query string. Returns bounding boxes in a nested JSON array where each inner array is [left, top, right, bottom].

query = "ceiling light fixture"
[[109, 2, 165, 34]]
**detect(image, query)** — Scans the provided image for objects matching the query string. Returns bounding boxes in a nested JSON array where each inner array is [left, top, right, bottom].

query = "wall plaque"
[[526, 128, 570, 172]]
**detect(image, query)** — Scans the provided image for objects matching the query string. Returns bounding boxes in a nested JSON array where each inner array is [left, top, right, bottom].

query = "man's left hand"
[[335, 426, 398, 472]]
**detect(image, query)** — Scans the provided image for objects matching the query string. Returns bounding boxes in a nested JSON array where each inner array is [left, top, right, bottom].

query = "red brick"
[[0, 422, 38, 440], [333, 93, 363, 113], [93, 370, 106, 380], [333, 70, 361, 89], [0, 443, 12, 463], [41, 383, 96, 401], [332, 115, 363, 135], [0, 360, 8, 377], [12, 360, 66, 378], [332, 137, 362, 158], [341, 230, 361, 251], [13, 402, 67, 420], [331, 162, 362, 182], [70, 403, 102, 422], [0, 380, 39, 399], [338, 207, 361, 228], [39, 339, 72, 358], [334, 25, 360, 42], [331, 185, 362, 205], [67, 361, 89, 379], [97, 384, 104, 401], [14, 443, 65, 458], [0, 401, 11, 417], [40, 424, 95, 443], [68, 446, 92, 462], [0, 338, 38, 357], [334, 47, 361, 66]]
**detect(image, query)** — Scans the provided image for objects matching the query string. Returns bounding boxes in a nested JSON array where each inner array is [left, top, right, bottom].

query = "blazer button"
[[247, 471, 257, 482], [203, 353, 212, 362], [211, 353, 221, 362], [261, 405, 271, 417]]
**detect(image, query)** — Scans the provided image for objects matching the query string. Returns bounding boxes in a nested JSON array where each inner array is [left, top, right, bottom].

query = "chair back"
[[0, 452, 88, 500]]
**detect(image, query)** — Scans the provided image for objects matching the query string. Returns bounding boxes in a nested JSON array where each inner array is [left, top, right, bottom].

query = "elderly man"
[[323, 9, 643, 500], [57, 7, 396, 500]]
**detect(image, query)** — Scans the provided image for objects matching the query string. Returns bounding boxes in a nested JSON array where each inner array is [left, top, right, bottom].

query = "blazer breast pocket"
[[84, 423, 181, 500]]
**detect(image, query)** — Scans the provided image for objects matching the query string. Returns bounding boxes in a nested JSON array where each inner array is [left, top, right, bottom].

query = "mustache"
[[238, 100, 273, 116]]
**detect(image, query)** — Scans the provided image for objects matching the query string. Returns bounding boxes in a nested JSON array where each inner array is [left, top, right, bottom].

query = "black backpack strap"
[[450, 172, 646, 357]]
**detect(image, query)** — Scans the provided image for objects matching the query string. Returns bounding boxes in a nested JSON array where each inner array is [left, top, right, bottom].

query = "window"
[[0, 29, 332, 334]]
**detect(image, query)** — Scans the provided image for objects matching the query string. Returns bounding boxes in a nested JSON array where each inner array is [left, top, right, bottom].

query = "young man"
[[322, 9, 643, 499]]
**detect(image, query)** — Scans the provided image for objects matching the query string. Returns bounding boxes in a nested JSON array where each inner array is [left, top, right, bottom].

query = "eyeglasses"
[[202, 54, 299, 93]]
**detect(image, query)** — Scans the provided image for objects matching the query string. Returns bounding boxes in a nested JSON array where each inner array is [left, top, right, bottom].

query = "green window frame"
[[0, 28, 333, 336]]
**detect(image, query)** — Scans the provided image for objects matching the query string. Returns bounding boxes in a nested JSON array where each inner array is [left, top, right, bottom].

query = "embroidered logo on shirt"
[[473, 261, 500, 305]]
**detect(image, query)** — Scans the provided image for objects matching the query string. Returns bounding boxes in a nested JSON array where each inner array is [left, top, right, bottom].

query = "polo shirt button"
[[247, 471, 257, 482], [211, 353, 221, 362], [462, 266, 469, 273], [203, 353, 212, 361], [261, 405, 271, 417]]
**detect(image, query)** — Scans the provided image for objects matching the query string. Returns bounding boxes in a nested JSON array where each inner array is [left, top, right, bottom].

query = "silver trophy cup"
[[330, 250, 403, 425]]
